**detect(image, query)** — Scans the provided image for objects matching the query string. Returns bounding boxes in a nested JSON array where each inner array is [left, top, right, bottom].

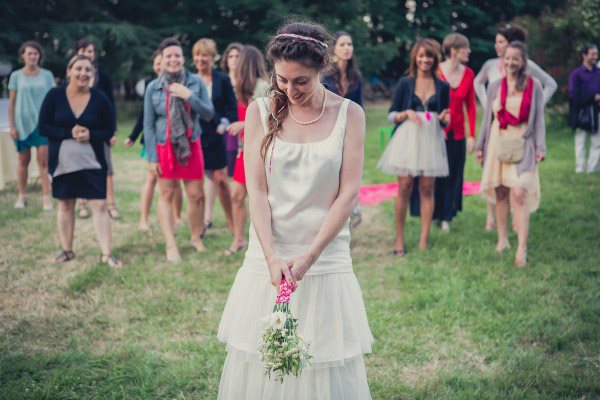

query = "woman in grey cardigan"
[[476, 42, 546, 268], [474, 25, 556, 232]]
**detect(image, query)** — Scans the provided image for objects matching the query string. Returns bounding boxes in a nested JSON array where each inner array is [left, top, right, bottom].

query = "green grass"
[[0, 103, 598, 399]]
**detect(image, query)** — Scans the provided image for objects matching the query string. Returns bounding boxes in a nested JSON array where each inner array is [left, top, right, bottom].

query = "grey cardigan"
[[143, 70, 214, 163], [476, 77, 546, 175]]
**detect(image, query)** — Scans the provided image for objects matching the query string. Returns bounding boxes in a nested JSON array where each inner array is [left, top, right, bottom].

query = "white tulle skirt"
[[378, 112, 449, 177], [217, 243, 374, 400]]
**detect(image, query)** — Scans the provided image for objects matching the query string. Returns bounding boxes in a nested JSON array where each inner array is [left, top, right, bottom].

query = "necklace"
[[288, 85, 327, 125]]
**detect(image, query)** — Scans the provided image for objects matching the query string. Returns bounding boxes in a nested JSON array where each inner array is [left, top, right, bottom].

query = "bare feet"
[[42, 195, 53, 211], [166, 245, 182, 264], [485, 221, 496, 232], [496, 239, 511, 253], [138, 221, 150, 231], [190, 238, 206, 252], [418, 241, 428, 251], [514, 247, 527, 268], [174, 218, 184, 229]]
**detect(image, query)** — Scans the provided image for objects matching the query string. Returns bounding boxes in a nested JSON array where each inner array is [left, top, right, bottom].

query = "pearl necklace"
[[288, 85, 327, 125]]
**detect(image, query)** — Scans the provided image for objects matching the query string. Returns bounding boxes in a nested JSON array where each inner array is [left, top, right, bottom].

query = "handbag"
[[577, 105, 595, 132], [496, 134, 525, 164]]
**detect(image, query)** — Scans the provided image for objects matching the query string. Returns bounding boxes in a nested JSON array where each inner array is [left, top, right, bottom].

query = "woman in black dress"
[[193, 38, 237, 231], [73, 38, 121, 220], [39, 55, 123, 267]]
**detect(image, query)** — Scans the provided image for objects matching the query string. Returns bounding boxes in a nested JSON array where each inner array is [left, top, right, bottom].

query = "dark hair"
[[158, 37, 182, 54], [151, 49, 162, 61], [329, 31, 362, 95], [442, 33, 470, 58], [234, 45, 268, 105], [408, 38, 441, 78], [497, 25, 528, 43], [19, 40, 44, 65], [506, 41, 529, 91], [581, 43, 598, 58], [220, 42, 243, 73], [73, 38, 96, 55], [262, 21, 333, 159]]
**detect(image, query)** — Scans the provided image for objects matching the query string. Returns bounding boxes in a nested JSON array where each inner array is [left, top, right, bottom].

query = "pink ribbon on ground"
[[358, 181, 481, 206]]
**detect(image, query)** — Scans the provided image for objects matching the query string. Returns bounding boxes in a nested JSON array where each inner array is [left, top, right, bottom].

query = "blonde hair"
[[192, 38, 218, 58]]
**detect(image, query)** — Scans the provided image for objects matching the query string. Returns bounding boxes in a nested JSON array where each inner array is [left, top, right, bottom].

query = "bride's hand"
[[267, 256, 295, 293], [288, 251, 317, 282]]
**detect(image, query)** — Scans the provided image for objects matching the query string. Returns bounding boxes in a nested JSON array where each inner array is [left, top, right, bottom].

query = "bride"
[[217, 21, 373, 399]]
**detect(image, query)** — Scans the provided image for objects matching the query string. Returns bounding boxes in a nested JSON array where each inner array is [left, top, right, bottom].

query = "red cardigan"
[[438, 67, 477, 140]]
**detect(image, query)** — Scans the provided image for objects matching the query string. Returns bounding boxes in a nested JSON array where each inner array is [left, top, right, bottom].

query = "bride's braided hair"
[[261, 22, 333, 160]]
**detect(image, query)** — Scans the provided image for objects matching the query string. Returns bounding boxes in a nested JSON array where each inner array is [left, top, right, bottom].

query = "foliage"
[[1, 0, 569, 84]]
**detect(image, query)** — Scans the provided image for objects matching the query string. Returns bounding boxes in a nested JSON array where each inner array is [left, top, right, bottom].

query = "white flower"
[[260, 315, 272, 330], [270, 312, 287, 330]]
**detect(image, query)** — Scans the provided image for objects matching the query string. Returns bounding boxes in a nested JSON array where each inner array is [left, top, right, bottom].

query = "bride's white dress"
[[217, 97, 373, 400]]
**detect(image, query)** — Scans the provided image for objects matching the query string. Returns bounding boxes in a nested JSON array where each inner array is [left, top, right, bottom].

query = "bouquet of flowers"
[[258, 279, 312, 382]]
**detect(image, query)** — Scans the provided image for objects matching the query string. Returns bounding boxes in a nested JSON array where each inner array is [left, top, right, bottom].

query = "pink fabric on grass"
[[358, 181, 481, 206]]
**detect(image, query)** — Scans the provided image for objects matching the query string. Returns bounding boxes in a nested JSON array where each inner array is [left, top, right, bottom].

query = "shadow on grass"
[[0, 347, 215, 399]]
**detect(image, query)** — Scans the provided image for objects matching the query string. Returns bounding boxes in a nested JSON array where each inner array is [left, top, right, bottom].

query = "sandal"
[[107, 204, 121, 220], [390, 248, 406, 257], [101, 253, 123, 269], [205, 220, 213, 229], [224, 244, 246, 256], [78, 206, 90, 219], [54, 250, 75, 263]]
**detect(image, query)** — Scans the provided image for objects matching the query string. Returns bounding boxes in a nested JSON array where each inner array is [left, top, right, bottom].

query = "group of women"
[[379, 25, 554, 267], [7, 24, 554, 270], [129, 33, 362, 263], [6, 18, 559, 398]]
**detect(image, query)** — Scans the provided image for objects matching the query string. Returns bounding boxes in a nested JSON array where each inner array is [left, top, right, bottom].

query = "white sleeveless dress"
[[217, 98, 374, 400]]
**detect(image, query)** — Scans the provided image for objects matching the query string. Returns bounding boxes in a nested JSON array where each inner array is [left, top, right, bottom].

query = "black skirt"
[[202, 131, 227, 171], [52, 169, 107, 200], [410, 137, 466, 221]]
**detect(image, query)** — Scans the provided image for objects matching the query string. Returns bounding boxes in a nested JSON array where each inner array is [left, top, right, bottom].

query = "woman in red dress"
[[224, 46, 269, 255], [143, 38, 215, 263]]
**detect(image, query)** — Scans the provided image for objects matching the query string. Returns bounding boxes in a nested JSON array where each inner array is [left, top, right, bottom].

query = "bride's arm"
[[244, 100, 294, 290], [289, 101, 366, 281]]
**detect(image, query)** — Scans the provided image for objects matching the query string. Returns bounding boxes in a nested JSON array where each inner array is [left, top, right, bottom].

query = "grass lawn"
[[0, 103, 598, 399]]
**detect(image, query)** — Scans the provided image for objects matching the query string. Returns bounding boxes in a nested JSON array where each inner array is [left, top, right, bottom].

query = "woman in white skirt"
[[378, 38, 450, 255], [217, 22, 373, 399]]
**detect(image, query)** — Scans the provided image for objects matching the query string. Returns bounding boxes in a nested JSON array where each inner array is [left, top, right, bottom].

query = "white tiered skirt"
[[217, 242, 374, 400], [378, 112, 449, 177]]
